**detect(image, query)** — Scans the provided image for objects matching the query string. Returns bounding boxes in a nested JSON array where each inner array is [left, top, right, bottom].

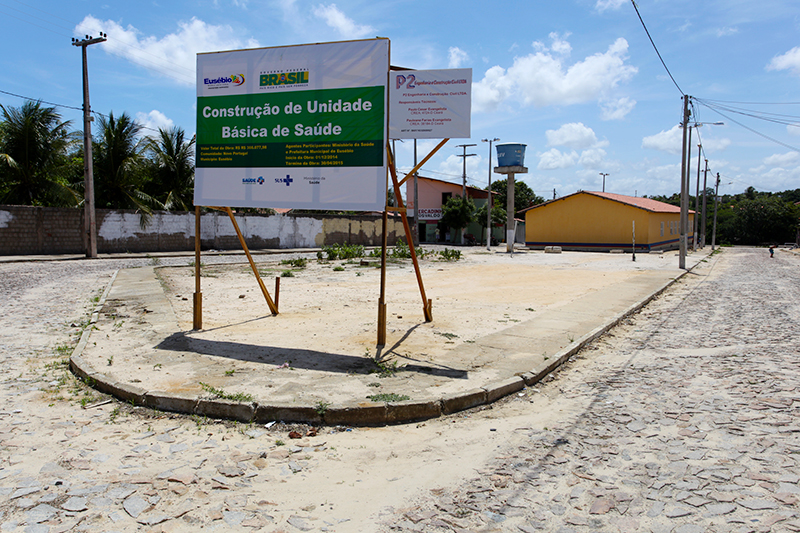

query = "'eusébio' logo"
[[204, 74, 245, 88]]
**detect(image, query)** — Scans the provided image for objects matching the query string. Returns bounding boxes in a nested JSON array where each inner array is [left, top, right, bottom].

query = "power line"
[[630, 0, 683, 95], [695, 99, 800, 154], [0, 88, 163, 134]]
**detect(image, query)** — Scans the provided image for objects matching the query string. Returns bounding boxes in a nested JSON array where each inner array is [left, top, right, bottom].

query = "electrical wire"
[[695, 99, 800, 154], [0, 88, 162, 134], [630, 0, 683, 96]]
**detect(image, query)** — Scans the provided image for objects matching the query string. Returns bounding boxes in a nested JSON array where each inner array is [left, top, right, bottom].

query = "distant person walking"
[[769, 245, 775, 258]]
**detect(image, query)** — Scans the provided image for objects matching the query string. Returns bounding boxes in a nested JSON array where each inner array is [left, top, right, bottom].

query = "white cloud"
[[646, 163, 681, 182], [546, 122, 598, 149], [763, 151, 800, 166], [75, 16, 260, 86], [787, 124, 800, 136], [448, 47, 469, 68], [313, 4, 375, 39], [642, 125, 683, 155], [699, 136, 731, 153], [136, 110, 174, 135], [472, 37, 637, 113], [595, 0, 626, 12], [600, 97, 636, 120], [578, 148, 607, 169], [549, 32, 572, 56], [716, 27, 738, 37], [538, 148, 579, 170], [767, 47, 800, 76]]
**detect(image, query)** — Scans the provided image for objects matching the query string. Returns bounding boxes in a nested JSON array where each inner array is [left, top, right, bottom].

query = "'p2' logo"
[[396, 74, 416, 90]]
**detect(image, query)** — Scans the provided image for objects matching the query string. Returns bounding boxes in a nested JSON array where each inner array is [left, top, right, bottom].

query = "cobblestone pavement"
[[0, 247, 796, 532], [381, 247, 800, 532]]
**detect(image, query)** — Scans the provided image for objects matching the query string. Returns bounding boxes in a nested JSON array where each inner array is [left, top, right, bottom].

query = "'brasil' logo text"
[[260, 71, 309, 87]]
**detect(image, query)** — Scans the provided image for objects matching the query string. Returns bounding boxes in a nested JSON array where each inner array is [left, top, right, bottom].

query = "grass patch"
[[367, 393, 410, 402], [199, 382, 254, 403], [281, 257, 308, 268]]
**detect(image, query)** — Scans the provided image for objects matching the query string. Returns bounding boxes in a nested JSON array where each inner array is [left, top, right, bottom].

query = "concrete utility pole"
[[599, 172, 609, 193], [72, 32, 107, 259], [481, 138, 499, 250], [711, 172, 720, 250], [456, 144, 477, 198], [693, 143, 702, 251], [700, 159, 709, 248], [679, 95, 690, 269]]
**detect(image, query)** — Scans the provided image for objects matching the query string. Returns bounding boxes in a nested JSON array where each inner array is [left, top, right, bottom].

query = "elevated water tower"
[[494, 143, 528, 253]]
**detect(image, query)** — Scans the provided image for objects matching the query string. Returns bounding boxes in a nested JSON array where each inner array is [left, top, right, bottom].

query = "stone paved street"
[[0, 247, 796, 532], [382, 247, 800, 532]]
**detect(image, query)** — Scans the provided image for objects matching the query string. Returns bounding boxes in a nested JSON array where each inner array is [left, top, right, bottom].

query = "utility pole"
[[553, 188, 556, 200], [679, 95, 690, 269], [711, 172, 720, 250], [700, 159, 709, 248], [599, 172, 609, 193], [456, 144, 477, 198], [693, 143, 701, 251], [73, 32, 107, 259], [481, 138, 499, 250]]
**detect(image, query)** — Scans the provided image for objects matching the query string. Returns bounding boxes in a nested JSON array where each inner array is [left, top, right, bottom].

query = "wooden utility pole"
[[73, 33, 106, 259]]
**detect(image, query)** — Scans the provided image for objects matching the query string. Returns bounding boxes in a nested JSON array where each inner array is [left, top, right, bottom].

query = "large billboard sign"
[[389, 68, 472, 139], [195, 39, 389, 211]]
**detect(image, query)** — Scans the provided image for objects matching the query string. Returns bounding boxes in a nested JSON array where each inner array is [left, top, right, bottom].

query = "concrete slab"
[[72, 249, 709, 425]]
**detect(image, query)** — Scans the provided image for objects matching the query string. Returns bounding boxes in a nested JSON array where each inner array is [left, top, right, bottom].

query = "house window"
[[441, 192, 452, 206], [660, 222, 664, 237]]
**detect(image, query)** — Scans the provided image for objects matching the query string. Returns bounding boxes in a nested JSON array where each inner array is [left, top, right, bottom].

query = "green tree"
[[145, 127, 195, 211], [489, 178, 544, 214], [726, 197, 798, 244], [475, 200, 506, 243], [94, 112, 159, 216], [0, 101, 79, 206], [440, 195, 475, 243]]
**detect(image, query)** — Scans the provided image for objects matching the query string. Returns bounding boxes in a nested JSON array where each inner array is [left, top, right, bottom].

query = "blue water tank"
[[496, 143, 526, 167]]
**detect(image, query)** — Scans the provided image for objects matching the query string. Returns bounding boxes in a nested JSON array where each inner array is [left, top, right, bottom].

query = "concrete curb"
[[70, 254, 710, 426]]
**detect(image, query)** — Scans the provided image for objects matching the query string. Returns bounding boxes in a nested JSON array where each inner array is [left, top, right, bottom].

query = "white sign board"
[[389, 68, 471, 139], [194, 39, 388, 211], [417, 208, 443, 221]]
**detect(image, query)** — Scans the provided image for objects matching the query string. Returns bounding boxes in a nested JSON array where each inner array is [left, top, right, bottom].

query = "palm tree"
[[93, 112, 160, 217], [146, 127, 195, 211], [0, 100, 79, 206]]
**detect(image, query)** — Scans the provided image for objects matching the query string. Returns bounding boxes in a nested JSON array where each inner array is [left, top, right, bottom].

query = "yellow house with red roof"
[[520, 191, 694, 252]]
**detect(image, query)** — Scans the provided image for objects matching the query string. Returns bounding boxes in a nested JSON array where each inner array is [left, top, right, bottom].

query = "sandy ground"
[[4, 246, 766, 533]]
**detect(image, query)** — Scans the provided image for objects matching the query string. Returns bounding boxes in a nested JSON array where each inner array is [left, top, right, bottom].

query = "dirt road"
[[0, 247, 796, 532]]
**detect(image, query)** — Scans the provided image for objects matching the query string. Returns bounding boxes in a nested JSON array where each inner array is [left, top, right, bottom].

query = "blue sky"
[[1, 0, 800, 199]]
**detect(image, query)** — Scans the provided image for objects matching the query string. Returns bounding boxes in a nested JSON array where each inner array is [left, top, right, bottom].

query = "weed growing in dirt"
[[367, 393, 410, 402], [281, 258, 308, 268], [438, 248, 461, 261], [321, 243, 365, 261], [315, 400, 330, 416], [371, 360, 399, 378], [199, 382, 254, 403]]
